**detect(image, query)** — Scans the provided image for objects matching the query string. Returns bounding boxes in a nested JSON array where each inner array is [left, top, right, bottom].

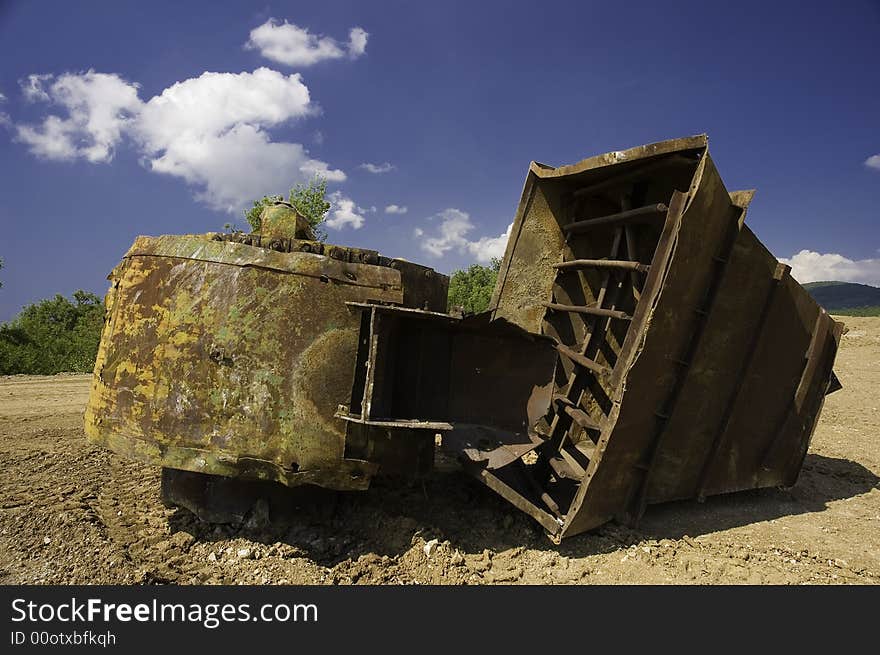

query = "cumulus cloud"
[[134, 68, 313, 148], [13, 67, 345, 213], [416, 208, 511, 264], [14, 70, 141, 162], [780, 250, 880, 287], [13, 18, 371, 215], [385, 204, 408, 214], [245, 19, 368, 66], [20, 74, 52, 102], [0, 92, 6, 103], [865, 155, 880, 171], [132, 68, 342, 213], [359, 162, 394, 174], [325, 191, 366, 230], [468, 223, 512, 263]]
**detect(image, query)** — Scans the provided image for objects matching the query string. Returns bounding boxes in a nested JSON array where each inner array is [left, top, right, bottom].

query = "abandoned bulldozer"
[[85, 135, 842, 540]]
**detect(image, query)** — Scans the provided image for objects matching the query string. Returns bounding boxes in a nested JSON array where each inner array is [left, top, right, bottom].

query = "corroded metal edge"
[[530, 134, 708, 180], [126, 234, 403, 291], [87, 428, 378, 491]]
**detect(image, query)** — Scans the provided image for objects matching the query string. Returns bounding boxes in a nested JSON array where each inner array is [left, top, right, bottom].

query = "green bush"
[[0, 290, 104, 375], [447, 258, 501, 314], [244, 177, 331, 241]]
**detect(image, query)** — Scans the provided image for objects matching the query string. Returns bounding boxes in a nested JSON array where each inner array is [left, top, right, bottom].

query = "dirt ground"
[[1, 316, 877, 585]]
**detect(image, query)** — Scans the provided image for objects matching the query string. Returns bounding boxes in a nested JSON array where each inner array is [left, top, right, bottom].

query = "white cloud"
[[865, 155, 880, 171], [16, 115, 78, 160], [245, 19, 368, 67], [13, 67, 345, 214], [134, 68, 313, 149], [14, 70, 141, 162], [147, 123, 344, 214], [780, 250, 880, 286], [385, 204, 408, 214], [468, 222, 512, 263], [418, 209, 471, 257], [416, 208, 511, 264], [359, 161, 394, 174], [131, 68, 342, 213], [0, 92, 6, 103], [325, 191, 365, 230], [14, 19, 370, 214], [347, 27, 368, 58], [20, 74, 52, 102]]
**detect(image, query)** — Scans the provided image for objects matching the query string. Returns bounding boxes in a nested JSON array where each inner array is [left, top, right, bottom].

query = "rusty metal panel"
[[637, 193, 770, 501], [491, 135, 708, 333], [85, 233, 446, 491], [339, 304, 558, 433], [694, 270, 841, 495], [562, 153, 743, 534], [337, 304, 559, 484], [484, 135, 841, 540]]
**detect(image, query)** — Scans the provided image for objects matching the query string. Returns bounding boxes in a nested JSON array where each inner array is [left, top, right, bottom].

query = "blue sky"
[[1, 0, 878, 321]]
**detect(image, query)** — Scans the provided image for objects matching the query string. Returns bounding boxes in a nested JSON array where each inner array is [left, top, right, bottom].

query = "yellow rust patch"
[[84, 233, 439, 490]]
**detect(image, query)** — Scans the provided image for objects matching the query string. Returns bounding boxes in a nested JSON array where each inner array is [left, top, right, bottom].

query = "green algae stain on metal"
[[85, 231, 448, 491]]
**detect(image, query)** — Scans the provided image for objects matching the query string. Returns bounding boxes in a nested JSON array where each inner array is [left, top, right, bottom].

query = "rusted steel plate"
[[563, 154, 742, 535], [126, 235, 403, 291], [484, 136, 841, 540], [340, 303, 558, 434], [443, 426, 544, 470], [491, 135, 708, 333], [85, 234, 445, 491]]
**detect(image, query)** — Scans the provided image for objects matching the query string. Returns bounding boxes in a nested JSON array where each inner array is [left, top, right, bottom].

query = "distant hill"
[[803, 281, 880, 316]]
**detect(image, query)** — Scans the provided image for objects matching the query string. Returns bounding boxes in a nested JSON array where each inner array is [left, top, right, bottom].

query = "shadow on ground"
[[167, 452, 879, 566], [635, 453, 879, 541]]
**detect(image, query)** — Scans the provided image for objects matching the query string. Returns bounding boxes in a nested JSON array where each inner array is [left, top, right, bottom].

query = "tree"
[[447, 258, 502, 314], [0, 290, 104, 374], [243, 196, 280, 233], [244, 177, 331, 241], [288, 178, 331, 240]]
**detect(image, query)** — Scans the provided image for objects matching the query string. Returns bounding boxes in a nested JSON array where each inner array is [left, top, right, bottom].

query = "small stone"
[[169, 531, 195, 551], [423, 538, 439, 558], [43, 536, 51, 545], [237, 547, 253, 560], [207, 552, 217, 562]]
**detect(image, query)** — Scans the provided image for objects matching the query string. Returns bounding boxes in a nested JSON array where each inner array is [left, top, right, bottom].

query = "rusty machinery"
[[85, 135, 842, 540]]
